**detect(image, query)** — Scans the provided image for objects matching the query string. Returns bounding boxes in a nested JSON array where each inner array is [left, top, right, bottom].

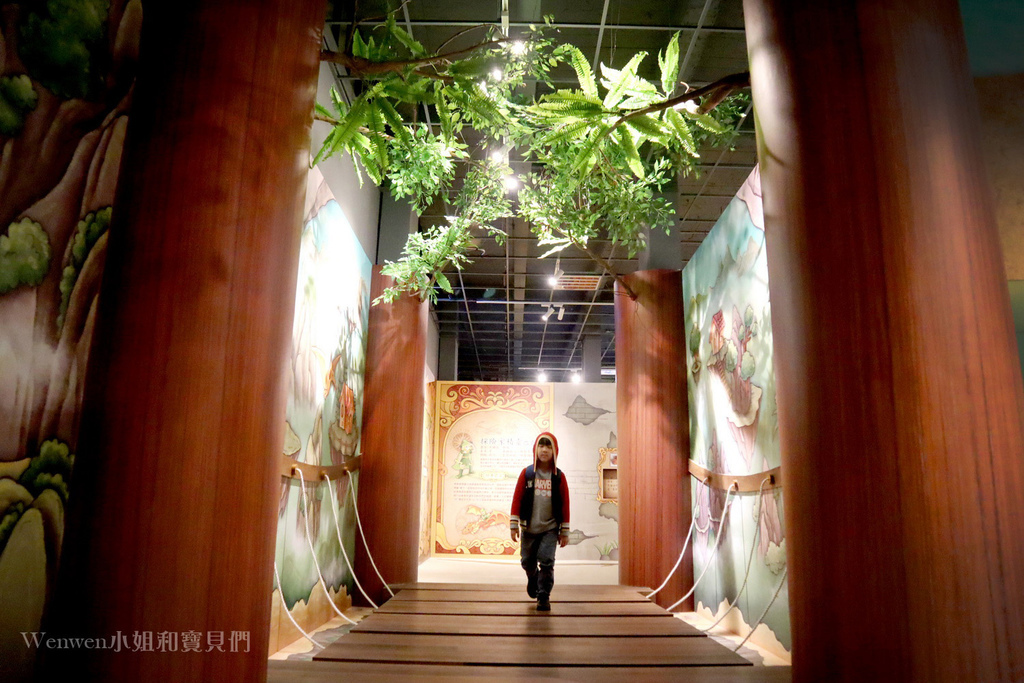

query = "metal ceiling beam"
[[326, 20, 744, 34]]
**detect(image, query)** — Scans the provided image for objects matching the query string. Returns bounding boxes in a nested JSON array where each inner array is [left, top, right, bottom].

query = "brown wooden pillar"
[[41, 1, 325, 681], [743, 0, 1024, 679], [355, 268, 428, 605], [614, 270, 692, 609]]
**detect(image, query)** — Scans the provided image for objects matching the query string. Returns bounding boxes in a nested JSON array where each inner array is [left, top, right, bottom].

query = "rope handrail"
[[646, 477, 708, 600], [295, 468, 358, 625], [667, 482, 738, 612], [349, 472, 395, 597], [273, 561, 323, 649], [281, 454, 360, 482], [324, 473, 378, 608], [700, 476, 772, 634], [735, 567, 788, 652], [688, 461, 781, 492]]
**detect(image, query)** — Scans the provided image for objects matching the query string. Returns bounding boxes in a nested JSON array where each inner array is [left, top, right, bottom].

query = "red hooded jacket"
[[510, 432, 570, 535]]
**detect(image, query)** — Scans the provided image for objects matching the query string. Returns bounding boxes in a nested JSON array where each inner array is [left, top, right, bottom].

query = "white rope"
[[647, 478, 707, 599], [735, 567, 788, 652], [701, 477, 772, 633], [348, 471, 394, 597], [273, 561, 323, 648], [295, 468, 358, 625], [324, 473, 378, 608], [667, 483, 738, 612]]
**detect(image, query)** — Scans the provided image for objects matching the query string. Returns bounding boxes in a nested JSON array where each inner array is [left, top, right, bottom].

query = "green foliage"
[[0, 74, 39, 136], [688, 325, 701, 356], [740, 350, 756, 381], [386, 125, 467, 213], [317, 13, 747, 303], [0, 502, 26, 556], [19, 439, 75, 504], [18, 0, 111, 100], [58, 207, 111, 329], [725, 340, 738, 373], [0, 218, 51, 294]]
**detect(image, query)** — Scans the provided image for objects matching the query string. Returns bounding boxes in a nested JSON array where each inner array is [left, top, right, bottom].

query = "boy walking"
[[510, 432, 570, 611]]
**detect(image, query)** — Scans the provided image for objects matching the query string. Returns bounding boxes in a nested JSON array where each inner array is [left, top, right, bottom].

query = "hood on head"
[[533, 431, 559, 469]]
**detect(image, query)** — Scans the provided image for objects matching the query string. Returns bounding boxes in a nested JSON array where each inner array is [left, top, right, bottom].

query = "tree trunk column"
[[615, 270, 692, 609], [42, 2, 325, 681], [743, 0, 1024, 679], [355, 268, 428, 605]]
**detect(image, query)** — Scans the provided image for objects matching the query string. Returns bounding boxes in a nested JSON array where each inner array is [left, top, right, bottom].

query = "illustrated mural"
[[271, 168, 371, 647], [551, 383, 619, 561], [430, 382, 619, 561], [0, 2, 142, 677], [682, 166, 791, 654]]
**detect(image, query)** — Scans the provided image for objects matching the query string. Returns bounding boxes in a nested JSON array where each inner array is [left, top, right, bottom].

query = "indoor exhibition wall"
[[682, 167, 791, 654], [270, 167, 372, 651], [427, 381, 619, 562], [0, 2, 142, 677]]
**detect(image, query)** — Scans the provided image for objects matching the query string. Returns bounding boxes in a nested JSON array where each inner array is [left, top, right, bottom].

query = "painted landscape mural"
[[0, 2, 141, 678], [270, 168, 372, 650], [682, 166, 791, 654]]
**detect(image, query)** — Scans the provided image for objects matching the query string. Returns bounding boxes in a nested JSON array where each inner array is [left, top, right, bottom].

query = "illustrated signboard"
[[431, 382, 553, 556]]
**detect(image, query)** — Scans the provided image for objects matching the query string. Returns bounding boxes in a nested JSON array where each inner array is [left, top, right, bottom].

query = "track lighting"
[[557, 306, 565, 321]]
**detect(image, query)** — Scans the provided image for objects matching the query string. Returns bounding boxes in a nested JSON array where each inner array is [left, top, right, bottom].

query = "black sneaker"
[[536, 595, 550, 611], [527, 574, 538, 599]]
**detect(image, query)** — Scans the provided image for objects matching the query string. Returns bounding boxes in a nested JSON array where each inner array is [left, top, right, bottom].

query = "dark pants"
[[520, 528, 558, 598]]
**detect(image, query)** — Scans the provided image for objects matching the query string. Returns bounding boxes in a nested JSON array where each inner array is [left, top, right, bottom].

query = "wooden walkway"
[[267, 583, 792, 682]]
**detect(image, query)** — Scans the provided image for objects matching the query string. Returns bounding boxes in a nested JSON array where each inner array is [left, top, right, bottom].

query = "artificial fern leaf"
[[659, 32, 681, 95], [665, 108, 698, 156], [571, 124, 612, 175], [377, 97, 413, 144], [617, 127, 645, 179], [685, 110, 729, 135], [435, 271, 453, 293], [601, 51, 648, 108], [562, 45, 598, 99]]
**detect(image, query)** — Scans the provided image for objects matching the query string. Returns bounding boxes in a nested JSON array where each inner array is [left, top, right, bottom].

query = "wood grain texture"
[[315, 632, 751, 667], [614, 270, 693, 609], [270, 660, 792, 683], [38, 2, 327, 681], [354, 267, 429, 605], [351, 613, 703, 636], [390, 582, 651, 592], [743, 0, 1024, 680], [389, 589, 649, 603], [375, 600, 670, 617]]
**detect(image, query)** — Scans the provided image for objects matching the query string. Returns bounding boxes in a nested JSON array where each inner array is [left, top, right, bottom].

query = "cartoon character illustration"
[[451, 432, 474, 478]]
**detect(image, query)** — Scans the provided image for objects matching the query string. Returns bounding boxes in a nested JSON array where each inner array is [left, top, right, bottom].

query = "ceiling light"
[[492, 68, 504, 81], [490, 149, 504, 163], [502, 175, 519, 192], [510, 41, 527, 55], [557, 306, 565, 321], [538, 371, 547, 382], [571, 372, 581, 383], [549, 259, 564, 287], [541, 305, 554, 321]]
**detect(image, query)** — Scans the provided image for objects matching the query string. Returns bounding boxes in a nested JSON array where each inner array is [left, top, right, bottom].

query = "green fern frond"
[[562, 45, 598, 99]]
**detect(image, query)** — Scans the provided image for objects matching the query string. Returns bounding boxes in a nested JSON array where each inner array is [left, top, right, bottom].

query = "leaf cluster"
[[316, 15, 748, 303]]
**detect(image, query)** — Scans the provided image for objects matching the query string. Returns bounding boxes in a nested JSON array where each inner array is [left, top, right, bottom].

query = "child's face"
[[536, 441, 554, 464]]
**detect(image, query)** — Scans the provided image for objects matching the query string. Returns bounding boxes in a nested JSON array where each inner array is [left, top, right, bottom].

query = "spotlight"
[[491, 67, 503, 81], [490, 149, 504, 163], [549, 259, 564, 287], [502, 174, 519, 192], [510, 41, 527, 55], [538, 371, 548, 383], [571, 372, 581, 383], [557, 306, 565, 321], [541, 305, 554, 321]]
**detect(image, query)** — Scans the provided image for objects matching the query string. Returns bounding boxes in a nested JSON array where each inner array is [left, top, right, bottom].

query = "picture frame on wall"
[[598, 447, 618, 502]]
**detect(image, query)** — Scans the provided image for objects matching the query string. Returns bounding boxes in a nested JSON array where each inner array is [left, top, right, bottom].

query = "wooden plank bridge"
[[267, 582, 792, 682]]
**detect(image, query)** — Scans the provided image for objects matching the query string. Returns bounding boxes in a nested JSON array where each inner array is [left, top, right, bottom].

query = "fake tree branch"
[[569, 236, 638, 300], [320, 38, 507, 76], [608, 71, 750, 136]]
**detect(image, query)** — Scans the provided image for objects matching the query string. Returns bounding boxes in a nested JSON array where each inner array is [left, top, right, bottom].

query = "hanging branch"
[[320, 38, 507, 76]]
